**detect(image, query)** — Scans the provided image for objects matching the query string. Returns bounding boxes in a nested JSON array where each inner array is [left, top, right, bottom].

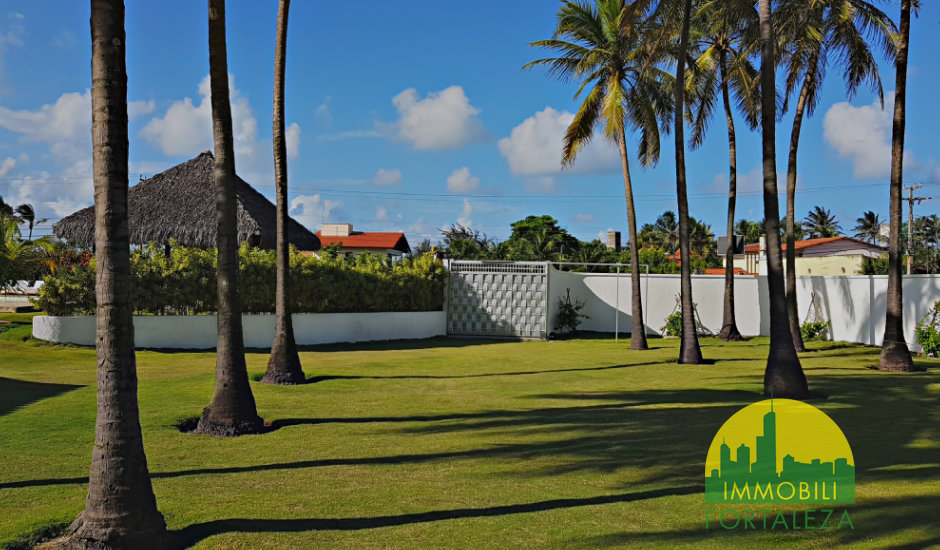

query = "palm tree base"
[[763, 361, 809, 399], [194, 410, 265, 437], [877, 342, 924, 372], [717, 325, 744, 341], [262, 342, 305, 385], [261, 369, 306, 385], [41, 514, 173, 550]]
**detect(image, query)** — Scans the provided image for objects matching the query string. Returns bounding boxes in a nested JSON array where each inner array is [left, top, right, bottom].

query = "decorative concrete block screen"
[[447, 261, 548, 338]]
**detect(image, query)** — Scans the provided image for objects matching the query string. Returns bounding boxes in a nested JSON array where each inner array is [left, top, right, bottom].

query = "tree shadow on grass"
[[303, 359, 675, 383], [0, 377, 82, 417], [172, 485, 701, 548], [575, 493, 940, 549]]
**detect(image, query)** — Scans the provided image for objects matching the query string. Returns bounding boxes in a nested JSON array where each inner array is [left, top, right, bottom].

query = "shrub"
[[661, 311, 682, 336], [554, 288, 589, 335], [800, 320, 830, 341], [35, 242, 446, 316], [915, 302, 940, 357]]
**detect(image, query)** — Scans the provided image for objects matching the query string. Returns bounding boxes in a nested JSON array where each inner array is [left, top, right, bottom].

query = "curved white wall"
[[33, 311, 446, 349]]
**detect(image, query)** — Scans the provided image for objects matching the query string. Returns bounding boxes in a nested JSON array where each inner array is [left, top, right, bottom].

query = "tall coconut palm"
[[61, 1, 171, 546], [639, 211, 680, 251], [525, 0, 674, 350], [879, 0, 919, 372], [803, 205, 842, 238], [197, 0, 265, 435], [776, 0, 895, 352], [854, 210, 883, 244], [13, 204, 40, 240], [262, 0, 305, 385], [671, 0, 704, 363], [758, 0, 808, 397], [688, 0, 760, 341]]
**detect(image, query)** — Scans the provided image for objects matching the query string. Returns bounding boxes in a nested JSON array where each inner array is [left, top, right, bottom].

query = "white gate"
[[446, 261, 549, 338]]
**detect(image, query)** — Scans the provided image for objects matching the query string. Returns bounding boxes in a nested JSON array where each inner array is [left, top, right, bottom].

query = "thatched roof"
[[53, 151, 319, 250]]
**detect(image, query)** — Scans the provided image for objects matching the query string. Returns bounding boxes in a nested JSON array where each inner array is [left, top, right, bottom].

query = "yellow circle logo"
[[705, 399, 854, 503]]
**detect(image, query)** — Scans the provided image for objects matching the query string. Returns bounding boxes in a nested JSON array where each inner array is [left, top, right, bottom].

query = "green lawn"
[[1, 312, 938, 549]]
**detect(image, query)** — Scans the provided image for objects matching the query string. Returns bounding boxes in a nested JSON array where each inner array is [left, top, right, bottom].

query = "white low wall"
[[33, 311, 446, 349], [547, 268, 940, 350]]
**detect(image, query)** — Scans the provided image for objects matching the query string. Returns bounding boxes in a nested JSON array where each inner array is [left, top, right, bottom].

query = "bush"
[[661, 311, 682, 336], [554, 288, 589, 335], [915, 302, 940, 357], [35, 242, 446, 316], [800, 320, 830, 341]]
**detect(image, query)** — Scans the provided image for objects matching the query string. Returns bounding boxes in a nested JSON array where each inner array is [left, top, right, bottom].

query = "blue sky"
[[0, 1, 937, 246]]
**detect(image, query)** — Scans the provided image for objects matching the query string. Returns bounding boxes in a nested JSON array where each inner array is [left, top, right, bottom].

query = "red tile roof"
[[705, 267, 753, 276], [743, 236, 877, 253], [315, 231, 410, 252]]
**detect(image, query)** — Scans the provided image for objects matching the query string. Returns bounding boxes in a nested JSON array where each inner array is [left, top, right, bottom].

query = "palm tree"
[[525, 0, 674, 350], [879, 0, 918, 372], [776, 0, 895, 353], [688, 0, 760, 341], [0, 197, 15, 220], [671, 0, 704, 363], [262, 0, 305, 385], [197, 0, 265, 435], [639, 211, 679, 251], [61, 1, 171, 546], [803, 206, 842, 238], [854, 210, 883, 244], [757, 0, 808, 397], [13, 203, 45, 241], [735, 218, 764, 244]]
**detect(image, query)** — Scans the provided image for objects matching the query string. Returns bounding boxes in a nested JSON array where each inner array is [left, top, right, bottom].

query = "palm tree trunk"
[[197, 0, 265, 435], [675, 0, 703, 364], [879, 0, 918, 371], [785, 57, 818, 354], [758, 0, 808, 397], [718, 50, 742, 342], [616, 128, 647, 350], [263, 0, 305, 385], [64, 1, 171, 546]]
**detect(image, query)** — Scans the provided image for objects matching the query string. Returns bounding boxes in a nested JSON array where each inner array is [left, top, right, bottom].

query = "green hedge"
[[36, 243, 446, 316]]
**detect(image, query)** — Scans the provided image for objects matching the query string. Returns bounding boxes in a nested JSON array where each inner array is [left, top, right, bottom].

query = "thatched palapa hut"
[[54, 151, 319, 251]]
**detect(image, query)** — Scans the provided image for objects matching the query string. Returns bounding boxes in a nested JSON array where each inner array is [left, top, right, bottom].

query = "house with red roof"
[[313, 223, 411, 259], [729, 236, 885, 276]]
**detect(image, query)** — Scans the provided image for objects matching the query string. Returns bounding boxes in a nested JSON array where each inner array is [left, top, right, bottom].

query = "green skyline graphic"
[[705, 401, 855, 503]]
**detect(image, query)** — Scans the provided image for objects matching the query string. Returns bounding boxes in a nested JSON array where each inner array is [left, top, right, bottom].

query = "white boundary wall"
[[33, 311, 446, 349], [547, 268, 940, 350]]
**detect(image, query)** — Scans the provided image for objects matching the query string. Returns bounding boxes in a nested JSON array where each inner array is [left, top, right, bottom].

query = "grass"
[[0, 312, 938, 549]]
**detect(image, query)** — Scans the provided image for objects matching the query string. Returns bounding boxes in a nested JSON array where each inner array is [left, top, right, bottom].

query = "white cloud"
[[0, 156, 15, 177], [387, 86, 486, 150], [457, 199, 473, 227], [445, 166, 481, 194], [286, 122, 301, 159], [574, 213, 594, 223], [371, 168, 402, 186], [141, 74, 301, 183], [823, 93, 916, 179], [128, 100, 156, 120], [0, 90, 89, 154], [2, 159, 93, 221], [376, 206, 388, 221], [498, 107, 619, 178], [315, 96, 332, 125], [289, 193, 341, 230]]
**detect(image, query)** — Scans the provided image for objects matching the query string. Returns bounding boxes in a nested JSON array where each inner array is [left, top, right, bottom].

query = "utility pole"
[[902, 183, 929, 275]]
